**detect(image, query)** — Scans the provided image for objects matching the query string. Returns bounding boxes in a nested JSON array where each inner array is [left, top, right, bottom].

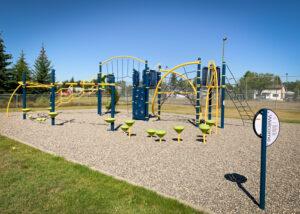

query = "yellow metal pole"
[[151, 61, 200, 116], [6, 84, 22, 117]]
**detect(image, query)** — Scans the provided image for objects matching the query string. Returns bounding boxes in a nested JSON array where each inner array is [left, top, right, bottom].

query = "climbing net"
[[151, 60, 200, 121], [100, 56, 147, 113]]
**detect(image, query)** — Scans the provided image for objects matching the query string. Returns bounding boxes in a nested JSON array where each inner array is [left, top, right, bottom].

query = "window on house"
[[273, 94, 279, 97]]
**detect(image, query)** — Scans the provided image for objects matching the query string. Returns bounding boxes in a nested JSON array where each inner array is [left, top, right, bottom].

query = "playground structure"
[[6, 55, 255, 143]]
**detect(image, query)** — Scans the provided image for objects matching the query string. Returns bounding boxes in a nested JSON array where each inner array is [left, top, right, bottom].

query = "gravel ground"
[[0, 109, 299, 214]]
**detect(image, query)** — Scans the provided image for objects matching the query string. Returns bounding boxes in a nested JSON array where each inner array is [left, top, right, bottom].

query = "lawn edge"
[[0, 133, 211, 214]]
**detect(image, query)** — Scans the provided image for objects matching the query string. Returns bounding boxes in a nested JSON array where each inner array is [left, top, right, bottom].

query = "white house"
[[254, 86, 286, 101]]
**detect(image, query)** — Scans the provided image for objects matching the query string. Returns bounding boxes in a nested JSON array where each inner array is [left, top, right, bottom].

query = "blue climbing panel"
[[132, 86, 146, 120]]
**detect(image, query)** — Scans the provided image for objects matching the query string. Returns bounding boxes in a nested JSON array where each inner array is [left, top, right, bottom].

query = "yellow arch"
[[101, 55, 146, 65], [6, 84, 22, 117], [151, 60, 200, 116]]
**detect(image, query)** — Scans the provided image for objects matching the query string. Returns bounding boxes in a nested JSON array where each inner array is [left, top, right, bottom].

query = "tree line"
[[0, 34, 52, 93]]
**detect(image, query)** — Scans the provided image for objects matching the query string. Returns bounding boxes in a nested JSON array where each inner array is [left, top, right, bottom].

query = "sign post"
[[253, 108, 280, 210]]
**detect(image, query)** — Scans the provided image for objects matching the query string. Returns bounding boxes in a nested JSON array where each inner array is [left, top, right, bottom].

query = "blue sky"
[[0, 0, 299, 81]]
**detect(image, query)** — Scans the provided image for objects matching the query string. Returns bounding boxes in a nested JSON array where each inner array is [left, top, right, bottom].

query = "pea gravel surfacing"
[[0, 109, 299, 214]]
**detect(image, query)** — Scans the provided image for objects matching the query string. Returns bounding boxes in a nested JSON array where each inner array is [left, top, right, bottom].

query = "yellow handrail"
[[151, 60, 200, 116], [6, 84, 22, 117]]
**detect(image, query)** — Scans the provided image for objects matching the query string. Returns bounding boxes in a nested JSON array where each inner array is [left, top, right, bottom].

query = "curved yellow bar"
[[6, 84, 22, 117], [204, 61, 219, 132], [101, 55, 146, 65], [151, 61, 200, 116]]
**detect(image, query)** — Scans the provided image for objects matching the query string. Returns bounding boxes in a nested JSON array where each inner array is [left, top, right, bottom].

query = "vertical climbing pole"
[[108, 74, 115, 131], [97, 62, 102, 115], [50, 69, 56, 126], [144, 60, 150, 120], [208, 67, 212, 120], [157, 66, 162, 120], [196, 58, 201, 127], [220, 61, 226, 128], [22, 72, 27, 120]]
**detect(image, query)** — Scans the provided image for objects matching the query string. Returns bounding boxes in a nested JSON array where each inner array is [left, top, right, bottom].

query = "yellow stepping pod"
[[173, 126, 184, 143], [156, 130, 166, 143], [124, 120, 135, 138], [199, 124, 210, 144]]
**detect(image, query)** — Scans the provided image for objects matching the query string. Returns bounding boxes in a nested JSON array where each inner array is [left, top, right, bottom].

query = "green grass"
[[0, 135, 201, 214]]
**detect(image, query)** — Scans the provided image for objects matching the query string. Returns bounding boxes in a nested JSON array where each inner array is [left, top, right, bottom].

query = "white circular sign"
[[253, 109, 280, 146]]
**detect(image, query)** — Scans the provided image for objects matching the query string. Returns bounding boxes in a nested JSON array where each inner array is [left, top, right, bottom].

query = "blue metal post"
[[220, 61, 226, 128], [22, 72, 27, 120], [196, 58, 201, 127], [145, 60, 149, 120], [97, 62, 102, 115], [50, 69, 56, 126], [157, 66, 161, 120], [110, 74, 115, 131], [260, 108, 268, 210]]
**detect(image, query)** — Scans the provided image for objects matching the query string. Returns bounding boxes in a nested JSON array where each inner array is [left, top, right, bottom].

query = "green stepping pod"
[[104, 117, 115, 123], [48, 112, 58, 118], [124, 120, 135, 127], [146, 129, 156, 137], [199, 124, 210, 134], [206, 120, 215, 126], [121, 124, 129, 133], [22, 108, 31, 113], [206, 120, 216, 134], [199, 124, 210, 144], [124, 120, 135, 138], [173, 126, 185, 143], [156, 130, 166, 143]]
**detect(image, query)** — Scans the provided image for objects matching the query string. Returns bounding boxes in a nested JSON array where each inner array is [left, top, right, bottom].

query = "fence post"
[[196, 58, 201, 127], [220, 61, 226, 128], [22, 72, 27, 119]]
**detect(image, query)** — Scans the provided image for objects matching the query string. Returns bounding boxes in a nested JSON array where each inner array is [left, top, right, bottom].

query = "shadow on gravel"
[[56, 119, 75, 126], [224, 173, 259, 207], [224, 122, 245, 127], [114, 124, 122, 131]]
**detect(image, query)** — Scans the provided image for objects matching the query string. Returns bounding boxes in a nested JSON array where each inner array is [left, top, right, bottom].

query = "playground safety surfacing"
[[0, 109, 299, 213]]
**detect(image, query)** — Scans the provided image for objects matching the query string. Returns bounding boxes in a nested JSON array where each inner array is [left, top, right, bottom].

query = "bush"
[[34, 96, 49, 107]]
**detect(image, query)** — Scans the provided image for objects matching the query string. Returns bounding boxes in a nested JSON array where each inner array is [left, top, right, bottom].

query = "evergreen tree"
[[0, 33, 13, 91], [33, 45, 52, 83], [12, 50, 31, 81], [69, 77, 74, 82]]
